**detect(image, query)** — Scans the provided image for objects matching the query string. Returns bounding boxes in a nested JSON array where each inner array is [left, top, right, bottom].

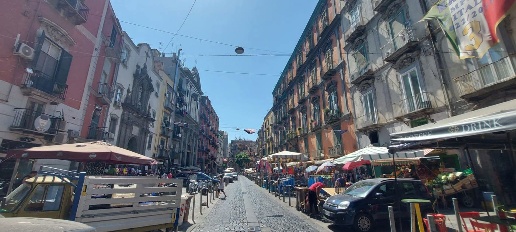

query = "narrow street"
[[189, 177, 331, 232]]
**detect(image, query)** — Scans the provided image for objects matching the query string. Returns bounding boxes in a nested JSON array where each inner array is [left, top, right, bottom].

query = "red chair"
[[470, 219, 498, 232], [460, 212, 481, 232]]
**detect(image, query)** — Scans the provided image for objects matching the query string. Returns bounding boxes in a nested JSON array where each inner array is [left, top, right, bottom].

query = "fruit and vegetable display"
[[425, 168, 477, 196]]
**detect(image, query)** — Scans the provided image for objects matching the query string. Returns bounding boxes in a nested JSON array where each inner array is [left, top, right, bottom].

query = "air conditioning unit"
[[14, 43, 35, 60], [67, 130, 80, 139]]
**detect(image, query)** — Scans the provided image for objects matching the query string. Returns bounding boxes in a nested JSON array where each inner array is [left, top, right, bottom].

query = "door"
[[18, 184, 66, 219], [21, 101, 44, 130], [401, 68, 423, 112], [369, 182, 397, 220], [87, 110, 101, 139], [389, 9, 407, 50]]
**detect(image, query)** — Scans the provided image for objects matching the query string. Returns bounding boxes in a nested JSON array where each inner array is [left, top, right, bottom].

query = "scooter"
[[188, 179, 198, 194]]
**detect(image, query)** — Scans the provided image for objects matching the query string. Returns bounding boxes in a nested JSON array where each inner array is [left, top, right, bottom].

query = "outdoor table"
[[476, 216, 516, 232], [401, 199, 431, 232]]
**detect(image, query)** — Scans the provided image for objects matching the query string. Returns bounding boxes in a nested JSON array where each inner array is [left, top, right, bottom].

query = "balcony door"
[[22, 101, 45, 130], [401, 67, 424, 112], [389, 9, 407, 50]]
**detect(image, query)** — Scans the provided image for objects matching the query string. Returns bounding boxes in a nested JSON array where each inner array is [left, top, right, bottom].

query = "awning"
[[314, 158, 333, 165], [333, 146, 432, 165], [286, 162, 299, 167], [372, 157, 423, 166], [391, 99, 516, 142], [343, 160, 371, 171], [268, 151, 302, 160]]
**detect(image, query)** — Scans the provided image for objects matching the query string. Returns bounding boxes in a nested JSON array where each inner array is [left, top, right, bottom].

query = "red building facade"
[[198, 96, 219, 173]]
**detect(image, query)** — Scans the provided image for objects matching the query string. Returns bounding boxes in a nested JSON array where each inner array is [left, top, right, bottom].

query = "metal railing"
[[356, 113, 378, 129], [394, 91, 434, 118], [381, 25, 417, 59], [11, 108, 63, 134], [454, 54, 516, 97], [97, 82, 113, 100], [21, 72, 68, 100], [320, 58, 336, 79], [65, 0, 89, 23]]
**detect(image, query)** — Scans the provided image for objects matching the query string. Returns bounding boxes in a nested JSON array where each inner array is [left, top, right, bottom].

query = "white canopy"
[[333, 146, 433, 165], [268, 150, 302, 160]]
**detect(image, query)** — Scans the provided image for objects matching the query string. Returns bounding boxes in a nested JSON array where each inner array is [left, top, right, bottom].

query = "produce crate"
[[433, 175, 477, 197]]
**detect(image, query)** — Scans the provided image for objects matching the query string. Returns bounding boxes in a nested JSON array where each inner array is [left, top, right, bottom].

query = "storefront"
[[390, 99, 516, 205]]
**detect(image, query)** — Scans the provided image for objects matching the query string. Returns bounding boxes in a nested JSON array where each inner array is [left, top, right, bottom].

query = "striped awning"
[[333, 146, 433, 165]]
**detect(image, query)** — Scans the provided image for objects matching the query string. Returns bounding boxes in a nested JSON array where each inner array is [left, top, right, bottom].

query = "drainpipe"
[[418, 0, 453, 117]]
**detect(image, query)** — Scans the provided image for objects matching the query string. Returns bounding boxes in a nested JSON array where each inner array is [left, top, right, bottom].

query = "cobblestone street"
[[189, 177, 330, 232]]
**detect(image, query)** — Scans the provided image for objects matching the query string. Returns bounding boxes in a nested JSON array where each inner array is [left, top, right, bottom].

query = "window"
[[310, 64, 317, 85], [375, 182, 395, 197], [121, 45, 129, 65], [147, 134, 153, 150], [328, 89, 338, 111], [298, 78, 305, 98], [114, 86, 123, 105], [389, 9, 408, 50], [369, 131, 379, 145], [472, 44, 515, 86], [312, 99, 320, 125], [25, 185, 64, 211], [109, 25, 118, 48], [362, 90, 377, 123], [315, 133, 322, 151], [401, 182, 418, 198], [35, 39, 61, 78], [108, 116, 117, 134], [353, 42, 368, 75], [324, 45, 333, 69], [297, 53, 303, 68], [400, 67, 425, 112], [349, 3, 361, 28]]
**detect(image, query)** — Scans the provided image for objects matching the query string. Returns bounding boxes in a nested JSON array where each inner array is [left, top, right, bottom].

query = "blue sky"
[[111, 0, 318, 141]]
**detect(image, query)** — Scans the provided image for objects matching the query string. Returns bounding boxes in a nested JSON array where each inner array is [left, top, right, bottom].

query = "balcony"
[[105, 46, 121, 61], [328, 144, 343, 158], [454, 54, 516, 101], [321, 60, 337, 80], [86, 127, 108, 141], [345, 17, 367, 43], [298, 92, 308, 104], [20, 72, 67, 103], [49, 0, 89, 25], [373, 0, 395, 13], [382, 26, 419, 63], [350, 62, 374, 84], [394, 91, 435, 120], [92, 82, 113, 105], [311, 120, 322, 131], [164, 100, 174, 111], [308, 79, 320, 93], [161, 125, 172, 137], [324, 109, 342, 124], [10, 108, 65, 136], [172, 129, 182, 141], [356, 113, 387, 131]]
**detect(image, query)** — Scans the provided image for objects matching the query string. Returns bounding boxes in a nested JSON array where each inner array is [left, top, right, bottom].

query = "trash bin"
[[176, 196, 188, 226], [482, 192, 495, 211], [182, 195, 194, 223]]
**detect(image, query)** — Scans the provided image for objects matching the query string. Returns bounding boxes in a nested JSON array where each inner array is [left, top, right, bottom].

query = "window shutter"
[[31, 30, 46, 68], [54, 49, 73, 85]]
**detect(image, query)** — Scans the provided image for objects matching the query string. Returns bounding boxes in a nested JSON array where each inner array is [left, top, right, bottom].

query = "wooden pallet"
[[433, 175, 478, 197]]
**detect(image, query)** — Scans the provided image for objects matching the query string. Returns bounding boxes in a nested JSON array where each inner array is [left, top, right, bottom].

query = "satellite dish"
[[34, 114, 51, 132]]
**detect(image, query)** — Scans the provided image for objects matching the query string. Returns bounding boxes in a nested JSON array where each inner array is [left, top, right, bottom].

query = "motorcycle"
[[188, 179, 198, 194]]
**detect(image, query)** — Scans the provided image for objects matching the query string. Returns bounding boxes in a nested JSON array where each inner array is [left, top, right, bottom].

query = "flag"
[[483, 0, 516, 43], [421, 0, 498, 59], [244, 129, 256, 134]]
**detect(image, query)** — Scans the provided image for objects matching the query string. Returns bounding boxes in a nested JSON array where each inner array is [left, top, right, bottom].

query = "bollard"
[[283, 189, 286, 203], [288, 186, 291, 207], [410, 203, 416, 232], [452, 198, 464, 232], [206, 189, 209, 208], [192, 194, 195, 222], [492, 195, 499, 216], [388, 206, 397, 232], [199, 193, 202, 215], [427, 215, 437, 232]]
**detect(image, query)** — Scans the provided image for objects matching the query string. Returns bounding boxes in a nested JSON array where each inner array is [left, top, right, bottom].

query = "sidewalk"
[[178, 188, 221, 231]]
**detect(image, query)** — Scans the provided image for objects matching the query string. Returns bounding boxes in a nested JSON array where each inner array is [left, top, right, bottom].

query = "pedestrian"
[[217, 175, 227, 198], [167, 172, 173, 179], [308, 181, 324, 217]]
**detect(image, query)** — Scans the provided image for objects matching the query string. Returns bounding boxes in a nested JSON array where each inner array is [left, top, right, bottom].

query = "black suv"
[[322, 178, 433, 232]]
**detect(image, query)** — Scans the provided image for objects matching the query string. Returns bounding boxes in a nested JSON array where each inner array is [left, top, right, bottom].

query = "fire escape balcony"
[[345, 17, 367, 43], [20, 72, 68, 104], [350, 62, 375, 85], [328, 144, 343, 158], [10, 108, 65, 136], [320, 60, 337, 80], [48, 0, 89, 25], [382, 26, 419, 63], [373, 0, 395, 13], [92, 82, 113, 105], [453, 54, 516, 101], [394, 91, 436, 120]]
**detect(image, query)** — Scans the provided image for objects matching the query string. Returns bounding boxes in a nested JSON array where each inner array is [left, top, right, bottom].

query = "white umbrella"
[[316, 161, 335, 173]]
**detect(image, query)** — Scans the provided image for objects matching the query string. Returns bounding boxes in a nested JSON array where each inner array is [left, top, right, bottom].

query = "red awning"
[[7, 141, 156, 165], [342, 160, 371, 171]]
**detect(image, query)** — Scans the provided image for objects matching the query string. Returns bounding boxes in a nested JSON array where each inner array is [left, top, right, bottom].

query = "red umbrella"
[[7, 141, 157, 165], [342, 160, 371, 171]]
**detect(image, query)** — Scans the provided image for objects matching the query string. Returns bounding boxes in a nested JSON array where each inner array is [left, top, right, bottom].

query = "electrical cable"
[[162, 0, 197, 53]]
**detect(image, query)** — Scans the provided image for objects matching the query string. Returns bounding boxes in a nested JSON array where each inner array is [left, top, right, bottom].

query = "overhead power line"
[[162, 0, 197, 52]]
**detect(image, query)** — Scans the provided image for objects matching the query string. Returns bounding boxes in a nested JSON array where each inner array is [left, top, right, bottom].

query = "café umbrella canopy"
[[305, 165, 318, 173], [316, 161, 335, 173], [7, 141, 157, 165]]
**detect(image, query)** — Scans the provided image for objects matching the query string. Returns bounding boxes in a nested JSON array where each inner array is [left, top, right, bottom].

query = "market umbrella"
[[305, 165, 318, 173], [316, 161, 335, 173], [7, 141, 157, 165], [342, 160, 371, 171]]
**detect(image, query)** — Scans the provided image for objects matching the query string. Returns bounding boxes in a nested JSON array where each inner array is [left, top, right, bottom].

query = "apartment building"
[[198, 96, 219, 173], [269, 0, 356, 161]]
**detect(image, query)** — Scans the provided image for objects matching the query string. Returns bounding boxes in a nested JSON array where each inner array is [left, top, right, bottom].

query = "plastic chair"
[[423, 214, 447, 232], [470, 219, 498, 232], [460, 212, 481, 232]]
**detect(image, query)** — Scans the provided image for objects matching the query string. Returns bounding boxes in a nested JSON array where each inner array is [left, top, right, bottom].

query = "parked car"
[[322, 178, 433, 232], [232, 172, 238, 181], [223, 173, 234, 183], [175, 172, 220, 187]]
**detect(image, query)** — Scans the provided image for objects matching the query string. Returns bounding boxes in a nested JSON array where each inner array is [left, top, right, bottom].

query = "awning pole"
[[506, 132, 516, 169], [6, 158, 20, 195], [464, 146, 486, 216]]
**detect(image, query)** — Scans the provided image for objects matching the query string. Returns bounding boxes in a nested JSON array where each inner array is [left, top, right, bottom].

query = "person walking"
[[217, 175, 227, 199]]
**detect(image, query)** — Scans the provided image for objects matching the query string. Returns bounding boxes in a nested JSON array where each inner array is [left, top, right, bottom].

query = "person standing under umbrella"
[[308, 181, 324, 217]]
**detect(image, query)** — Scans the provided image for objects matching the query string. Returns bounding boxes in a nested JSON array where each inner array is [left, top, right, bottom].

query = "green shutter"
[[54, 50, 73, 85], [32, 30, 46, 69]]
